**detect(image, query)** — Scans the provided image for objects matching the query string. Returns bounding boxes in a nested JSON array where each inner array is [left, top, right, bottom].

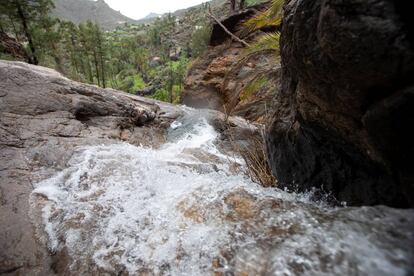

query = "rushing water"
[[32, 111, 414, 275]]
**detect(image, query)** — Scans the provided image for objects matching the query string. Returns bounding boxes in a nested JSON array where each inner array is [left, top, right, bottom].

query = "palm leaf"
[[240, 76, 268, 100], [243, 32, 280, 56], [243, 0, 284, 33]]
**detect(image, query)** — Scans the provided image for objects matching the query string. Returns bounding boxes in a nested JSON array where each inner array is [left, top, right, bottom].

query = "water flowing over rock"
[[0, 61, 174, 274], [1, 61, 414, 275], [266, 0, 414, 207]]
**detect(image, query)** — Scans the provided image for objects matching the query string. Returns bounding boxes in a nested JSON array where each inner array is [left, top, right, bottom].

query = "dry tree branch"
[[207, 7, 250, 47]]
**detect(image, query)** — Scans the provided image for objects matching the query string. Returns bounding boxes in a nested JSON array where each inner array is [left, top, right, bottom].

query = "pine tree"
[[94, 23, 106, 88], [58, 21, 77, 78], [0, 0, 55, 65], [78, 23, 94, 83]]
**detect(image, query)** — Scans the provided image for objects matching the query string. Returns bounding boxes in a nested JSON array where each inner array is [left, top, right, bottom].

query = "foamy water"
[[32, 112, 414, 275]]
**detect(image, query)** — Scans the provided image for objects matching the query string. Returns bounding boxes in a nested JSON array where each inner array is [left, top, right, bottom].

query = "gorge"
[[1, 0, 414, 275], [1, 61, 413, 275]]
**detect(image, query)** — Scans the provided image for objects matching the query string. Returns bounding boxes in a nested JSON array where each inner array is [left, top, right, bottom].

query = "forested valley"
[[0, 0, 219, 103]]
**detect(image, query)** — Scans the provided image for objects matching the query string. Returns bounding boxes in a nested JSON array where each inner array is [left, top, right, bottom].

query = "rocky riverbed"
[[1, 61, 414, 275]]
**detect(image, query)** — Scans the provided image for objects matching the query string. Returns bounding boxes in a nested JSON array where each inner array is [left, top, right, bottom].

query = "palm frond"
[[243, 32, 280, 56], [223, 48, 277, 91], [240, 76, 268, 101], [243, 0, 284, 33]]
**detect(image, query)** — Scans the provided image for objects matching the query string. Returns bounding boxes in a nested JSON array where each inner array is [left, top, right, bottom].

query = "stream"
[[31, 111, 414, 275]]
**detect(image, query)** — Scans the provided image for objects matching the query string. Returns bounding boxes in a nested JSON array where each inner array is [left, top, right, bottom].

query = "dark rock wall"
[[266, 0, 414, 207]]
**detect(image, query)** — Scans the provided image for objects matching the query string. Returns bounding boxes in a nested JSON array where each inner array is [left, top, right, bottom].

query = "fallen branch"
[[207, 8, 250, 47]]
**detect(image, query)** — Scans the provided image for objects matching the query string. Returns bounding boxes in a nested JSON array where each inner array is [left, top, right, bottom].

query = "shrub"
[[191, 25, 212, 57], [152, 88, 169, 102], [119, 73, 145, 94], [131, 74, 145, 92]]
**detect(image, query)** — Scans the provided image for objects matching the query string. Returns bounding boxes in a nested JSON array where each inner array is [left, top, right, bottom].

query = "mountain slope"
[[52, 0, 137, 30]]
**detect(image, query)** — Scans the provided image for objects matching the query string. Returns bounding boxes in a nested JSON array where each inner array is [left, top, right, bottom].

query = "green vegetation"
[[0, 0, 205, 104], [244, 0, 283, 32], [232, 0, 283, 101], [191, 25, 212, 57], [240, 76, 268, 101], [242, 0, 284, 57], [0, 0, 55, 65], [0, 0, 281, 105]]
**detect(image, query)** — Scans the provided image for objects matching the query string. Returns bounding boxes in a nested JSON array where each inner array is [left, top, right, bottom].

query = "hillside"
[[52, 0, 137, 30]]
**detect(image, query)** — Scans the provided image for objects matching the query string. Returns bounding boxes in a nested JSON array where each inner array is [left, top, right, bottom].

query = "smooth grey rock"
[[0, 61, 182, 275]]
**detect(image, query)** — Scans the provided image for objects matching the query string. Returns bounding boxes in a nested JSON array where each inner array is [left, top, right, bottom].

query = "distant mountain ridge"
[[52, 0, 137, 30], [143, 12, 161, 20], [134, 12, 162, 24], [52, 0, 232, 29], [135, 0, 228, 24]]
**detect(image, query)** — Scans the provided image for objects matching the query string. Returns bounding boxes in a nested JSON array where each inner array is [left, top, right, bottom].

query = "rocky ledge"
[[266, 0, 414, 207], [0, 61, 177, 274], [0, 61, 256, 274]]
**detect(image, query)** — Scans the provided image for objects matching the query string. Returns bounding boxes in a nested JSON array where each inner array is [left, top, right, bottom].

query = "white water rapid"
[[32, 111, 414, 275]]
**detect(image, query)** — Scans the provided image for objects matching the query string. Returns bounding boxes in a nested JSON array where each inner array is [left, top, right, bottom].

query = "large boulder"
[[0, 61, 181, 274], [266, 0, 414, 207]]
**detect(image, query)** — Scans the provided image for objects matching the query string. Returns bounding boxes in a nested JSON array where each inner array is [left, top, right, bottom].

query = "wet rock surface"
[[19, 109, 414, 275], [0, 61, 172, 274], [266, 0, 414, 207], [1, 61, 413, 275], [0, 61, 260, 274]]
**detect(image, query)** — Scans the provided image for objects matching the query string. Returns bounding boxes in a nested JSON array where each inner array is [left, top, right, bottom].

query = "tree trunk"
[[100, 55, 106, 88], [8, 14, 21, 43], [15, 0, 38, 65], [45, 26, 65, 74], [69, 34, 80, 77], [84, 51, 93, 83], [92, 50, 101, 86], [81, 40, 93, 83], [97, 32, 106, 88]]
